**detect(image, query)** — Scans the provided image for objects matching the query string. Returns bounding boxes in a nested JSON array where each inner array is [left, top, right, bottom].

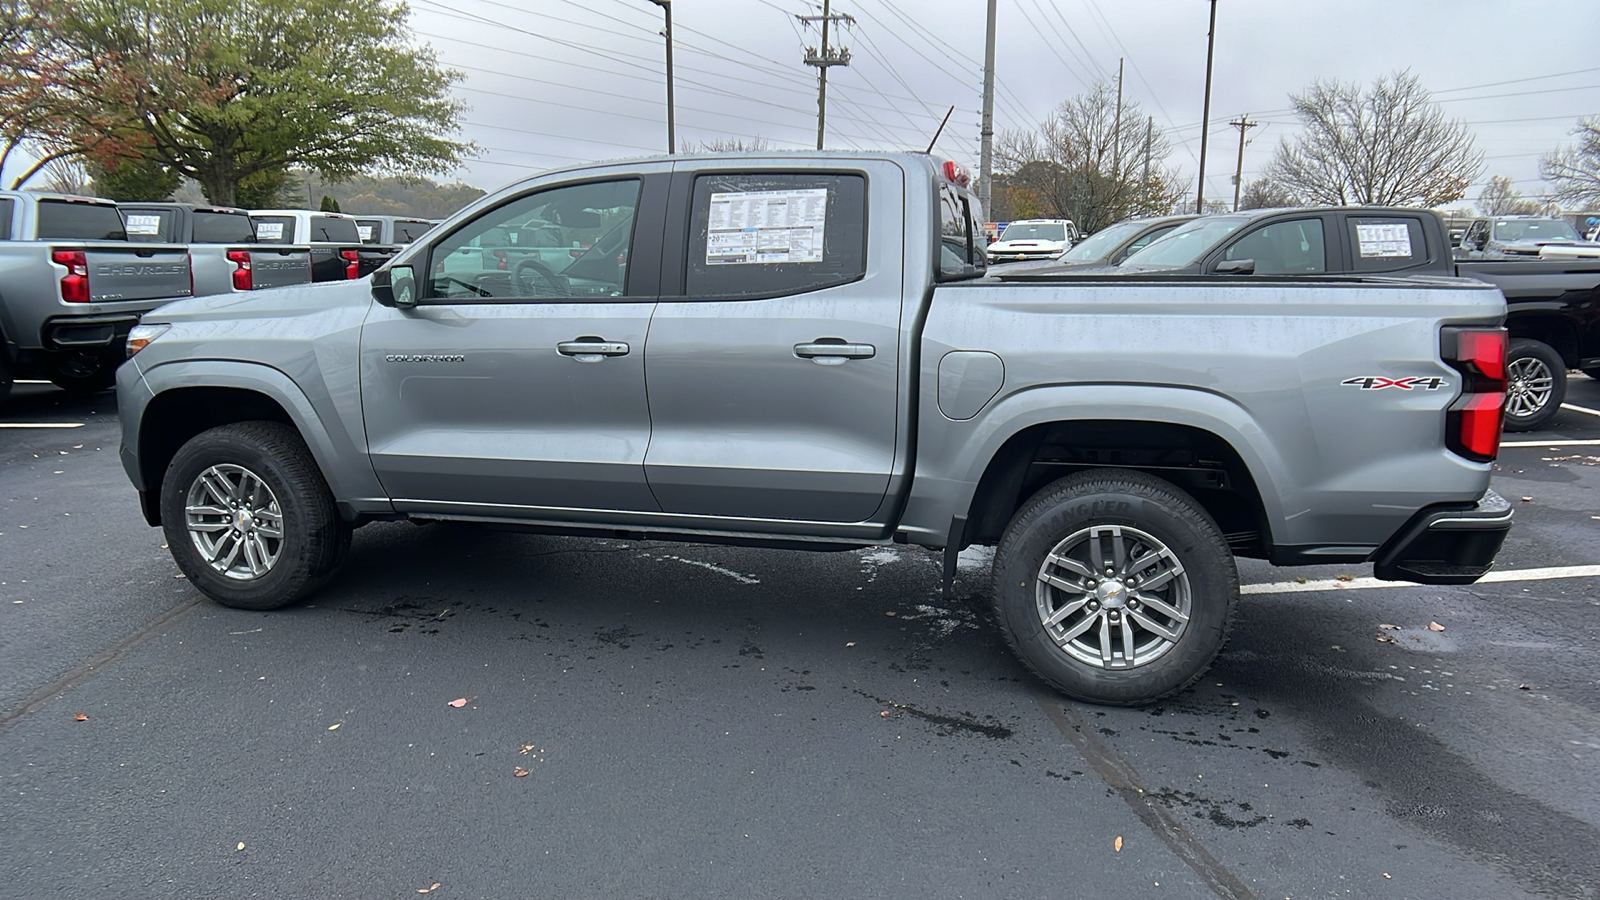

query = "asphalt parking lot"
[[2, 377, 1597, 900]]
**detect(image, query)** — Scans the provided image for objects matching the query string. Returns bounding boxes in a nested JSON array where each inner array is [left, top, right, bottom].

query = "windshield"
[[1060, 220, 1145, 261], [1493, 219, 1581, 243], [1121, 217, 1247, 267], [1000, 222, 1066, 243]]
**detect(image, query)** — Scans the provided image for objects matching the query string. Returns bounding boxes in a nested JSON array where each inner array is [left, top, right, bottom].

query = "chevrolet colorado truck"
[[1031, 206, 1600, 431], [117, 152, 1513, 705], [1, 190, 190, 402], [116, 202, 314, 296]]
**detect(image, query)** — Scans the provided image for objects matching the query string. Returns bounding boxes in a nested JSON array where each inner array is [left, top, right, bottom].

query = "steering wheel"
[[513, 259, 568, 297]]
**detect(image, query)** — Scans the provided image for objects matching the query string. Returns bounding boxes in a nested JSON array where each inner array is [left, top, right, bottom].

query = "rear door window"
[[37, 200, 127, 240], [1223, 218, 1326, 274], [393, 220, 432, 243], [1347, 216, 1428, 273], [251, 216, 296, 243], [192, 211, 257, 243], [310, 215, 360, 243], [685, 172, 866, 297]]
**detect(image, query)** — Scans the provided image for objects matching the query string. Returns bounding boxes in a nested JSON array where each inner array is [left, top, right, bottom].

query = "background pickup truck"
[[117, 202, 313, 296], [248, 209, 385, 281], [1029, 205, 1600, 431], [117, 152, 1512, 706], [0, 190, 190, 403]]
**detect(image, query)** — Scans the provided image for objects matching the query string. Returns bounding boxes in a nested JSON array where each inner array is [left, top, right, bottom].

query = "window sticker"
[[357, 225, 374, 241], [124, 214, 163, 236], [706, 188, 828, 265], [1355, 223, 1412, 258], [255, 222, 285, 241]]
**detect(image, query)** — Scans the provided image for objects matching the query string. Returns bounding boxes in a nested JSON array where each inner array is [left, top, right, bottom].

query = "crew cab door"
[[360, 169, 668, 516], [642, 163, 904, 523]]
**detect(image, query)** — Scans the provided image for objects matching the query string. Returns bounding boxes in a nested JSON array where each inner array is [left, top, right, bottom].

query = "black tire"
[[47, 352, 118, 393], [990, 468, 1238, 706], [0, 347, 12, 407], [160, 421, 349, 610], [1503, 339, 1566, 432]]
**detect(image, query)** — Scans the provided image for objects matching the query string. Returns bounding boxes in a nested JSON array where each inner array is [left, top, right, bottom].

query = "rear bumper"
[[42, 313, 145, 350], [1371, 489, 1512, 584]]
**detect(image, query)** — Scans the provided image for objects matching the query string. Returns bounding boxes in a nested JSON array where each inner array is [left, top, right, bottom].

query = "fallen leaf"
[[1520, 496, 1533, 502], [513, 767, 529, 778], [1114, 835, 1123, 852], [884, 611, 896, 617], [1383, 873, 1392, 879], [520, 744, 536, 754], [845, 641, 856, 647], [236, 842, 245, 851], [447, 697, 469, 708], [417, 883, 441, 894], [1335, 574, 1354, 582], [1518, 684, 1531, 690], [74, 713, 88, 722], [1293, 576, 1307, 584], [1378, 623, 1401, 630], [174, 574, 186, 579], [1376, 634, 1396, 644], [879, 710, 891, 718], [327, 723, 341, 731], [1428, 621, 1445, 632]]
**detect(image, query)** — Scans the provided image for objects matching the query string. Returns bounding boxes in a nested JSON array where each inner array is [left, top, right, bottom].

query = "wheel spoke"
[[186, 504, 229, 517], [1046, 552, 1094, 579], [1137, 564, 1182, 592], [1040, 571, 1087, 595], [241, 532, 263, 575], [1058, 610, 1100, 643], [1098, 616, 1115, 666], [1129, 610, 1182, 642], [1119, 617, 1137, 663], [1107, 529, 1126, 572], [213, 532, 244, 571], [1043, 597, 1089, 628], [200, 470, 236, 506], [187, 521, 232, 533], [254, 522, 284, 540], [1125, 549, 1162, 577]]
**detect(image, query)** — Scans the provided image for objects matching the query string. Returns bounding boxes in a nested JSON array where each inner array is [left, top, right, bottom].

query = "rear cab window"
[[251, 216, 297, 244], [937, 182, 985, 280], [37, 200, 126, 240], [310, 216, 360, 243], [120, 208, 174, 241], [1346, 215, 1430, 273], [0, 198, 12, 240], [355, 219, 383, 244], [192, 210, 256, 243], [684, 171, 867, 297]]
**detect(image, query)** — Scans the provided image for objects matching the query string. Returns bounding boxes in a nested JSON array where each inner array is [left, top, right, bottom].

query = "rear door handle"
[[794, 340, 876, 363], [557, 338, 630, 361]]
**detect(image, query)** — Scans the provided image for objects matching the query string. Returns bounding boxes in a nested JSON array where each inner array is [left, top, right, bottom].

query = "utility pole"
[[1195, 0, 1217, 215], [647, 0, 675, 154], [1229, 115, 1258, 211], [1141, 116, 1154, 214], [979, 0, 996, 213], [799, 0, 853, 150], [1112, 57, 1125, 175]]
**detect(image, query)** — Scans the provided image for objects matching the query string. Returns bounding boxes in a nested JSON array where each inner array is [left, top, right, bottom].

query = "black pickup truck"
[[1015, 206, 1600, 431]]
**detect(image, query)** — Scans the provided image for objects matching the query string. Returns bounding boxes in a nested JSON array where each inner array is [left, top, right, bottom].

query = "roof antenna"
[[925, 105, 955, 154]]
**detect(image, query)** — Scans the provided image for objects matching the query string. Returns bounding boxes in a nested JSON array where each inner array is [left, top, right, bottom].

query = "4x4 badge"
[[1342, 376, 1446, 391]]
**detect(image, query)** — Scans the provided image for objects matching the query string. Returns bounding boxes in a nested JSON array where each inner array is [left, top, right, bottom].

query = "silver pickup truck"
[[116, 202, 314, 296], [116, 152, 1513, 705], [1, 190, 190, 401]]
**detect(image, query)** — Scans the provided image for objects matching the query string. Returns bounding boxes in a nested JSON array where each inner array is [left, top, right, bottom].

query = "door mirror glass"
[[1214, 258, 1256, 275], [389, 265, 417, 308]]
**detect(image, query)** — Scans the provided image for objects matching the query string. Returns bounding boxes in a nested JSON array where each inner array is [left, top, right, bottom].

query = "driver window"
[[1224, 218, 1325, 275], [426, 179, 641, 300]]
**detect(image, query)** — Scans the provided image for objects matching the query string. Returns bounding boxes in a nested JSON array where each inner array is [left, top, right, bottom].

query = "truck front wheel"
[[160, 422, 350, 610], [990, 469, 1237, 706], [47, 351, 119, 394], [1503, 339, 1565, 432]]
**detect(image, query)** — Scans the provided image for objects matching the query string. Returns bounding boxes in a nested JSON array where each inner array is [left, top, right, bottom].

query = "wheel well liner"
[[137, 387, 295, 523], [1506, 314, 1580, 365], [962, 420, 1271, 557]]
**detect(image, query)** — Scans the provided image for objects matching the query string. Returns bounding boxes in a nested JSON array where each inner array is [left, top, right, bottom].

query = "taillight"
[[226, 249, 253, 290], [340, 249, 360, 280], [51, 249, 90, 302], [186, 251, 194, 296], [1442, 327, 1507, 462]]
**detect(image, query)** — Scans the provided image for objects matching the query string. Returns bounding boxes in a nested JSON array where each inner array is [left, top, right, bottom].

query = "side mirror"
[[372, 265, 417, 308], [1214, 258, 1256, 275]]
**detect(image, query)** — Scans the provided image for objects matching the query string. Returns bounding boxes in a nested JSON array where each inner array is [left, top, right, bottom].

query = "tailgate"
[[307, 245, 362, 282], [81, 244, 191, 302], [248, 246, 314, 289]]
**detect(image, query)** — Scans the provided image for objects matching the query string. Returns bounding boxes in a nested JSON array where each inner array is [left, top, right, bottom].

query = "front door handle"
[[557, 337, 630, 362], [794, 340, 876, 364]]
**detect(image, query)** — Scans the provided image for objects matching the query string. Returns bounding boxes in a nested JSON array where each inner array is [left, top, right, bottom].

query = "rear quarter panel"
[[907, 277, 1508, 550]]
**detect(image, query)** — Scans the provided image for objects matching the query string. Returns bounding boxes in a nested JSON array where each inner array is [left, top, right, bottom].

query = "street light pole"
[[647, 0, 675, 154], [1195, 0, 1217, 215]]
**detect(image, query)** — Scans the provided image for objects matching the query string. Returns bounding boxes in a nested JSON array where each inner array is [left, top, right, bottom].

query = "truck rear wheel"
[[1503, 339, 1565, 432], [160, 422, 349, 610], [990, 469, 1237, 706]]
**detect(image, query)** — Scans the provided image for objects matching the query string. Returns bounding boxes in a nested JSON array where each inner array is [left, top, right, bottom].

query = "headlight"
[[126, 323, 171, 358]]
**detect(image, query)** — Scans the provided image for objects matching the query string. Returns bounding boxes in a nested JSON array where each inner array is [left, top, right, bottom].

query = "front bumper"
[[1371, 489, 1512, 584]]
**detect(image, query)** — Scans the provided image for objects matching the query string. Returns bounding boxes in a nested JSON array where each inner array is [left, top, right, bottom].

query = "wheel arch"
[[1506, 312, 1580, 366]]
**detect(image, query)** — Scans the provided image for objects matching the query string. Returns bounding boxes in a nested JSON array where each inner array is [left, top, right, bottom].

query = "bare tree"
[[996, 82, 1186, 231], [1541, 116, 1600, 208], [1237, 177, 1300, 210], [1476, 175, 1539, 216], [694, 136, 772, 153], [1266, 71, 1481, 207]]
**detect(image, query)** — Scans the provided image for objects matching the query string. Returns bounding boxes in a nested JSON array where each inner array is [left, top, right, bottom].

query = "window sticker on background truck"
[[706, 188, 828, 265]]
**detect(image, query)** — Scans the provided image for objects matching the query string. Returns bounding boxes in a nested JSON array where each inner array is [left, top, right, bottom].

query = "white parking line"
[[1502, 439, 1600, 447], [1561, 402, 1600, 418], [14, 379, 50, 384], [1243, 564, 1600, 595], [0, 423, 85, 429]]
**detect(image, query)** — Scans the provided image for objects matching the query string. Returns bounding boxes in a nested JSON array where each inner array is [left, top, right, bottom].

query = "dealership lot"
[[2, 379, 1597, 899]]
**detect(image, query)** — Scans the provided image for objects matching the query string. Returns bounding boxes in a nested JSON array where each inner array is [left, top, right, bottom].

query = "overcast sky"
[[4, 0, 1595, 211], [402, 0, 1598, 210]]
